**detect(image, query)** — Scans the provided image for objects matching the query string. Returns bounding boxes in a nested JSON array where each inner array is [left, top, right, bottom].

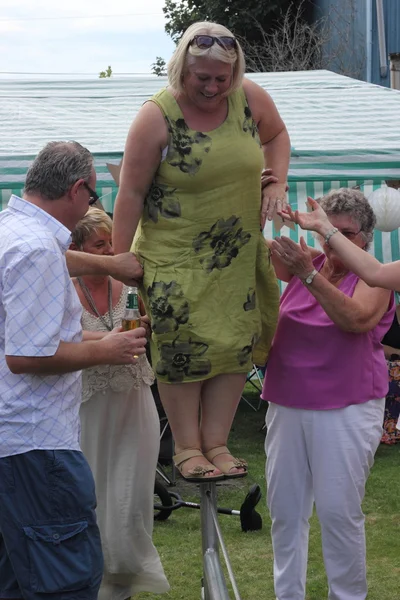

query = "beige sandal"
[[204, 446, 248, 479], [173, 449, 225, 482]]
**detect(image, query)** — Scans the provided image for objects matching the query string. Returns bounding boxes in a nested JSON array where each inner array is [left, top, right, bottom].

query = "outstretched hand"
[[278, 197, 331, 233], [270, 236, 314, 279]]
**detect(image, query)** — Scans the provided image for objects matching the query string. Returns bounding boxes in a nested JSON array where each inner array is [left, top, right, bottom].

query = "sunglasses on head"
[[82, 181, 99, 206], [190, 35, 237, 50]]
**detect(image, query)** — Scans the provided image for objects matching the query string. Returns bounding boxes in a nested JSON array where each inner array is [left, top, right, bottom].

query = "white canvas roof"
[[1, 69, 400, 182]]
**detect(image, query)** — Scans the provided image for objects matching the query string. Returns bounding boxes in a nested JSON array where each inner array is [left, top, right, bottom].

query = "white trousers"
[[265, 399, 385, 600]]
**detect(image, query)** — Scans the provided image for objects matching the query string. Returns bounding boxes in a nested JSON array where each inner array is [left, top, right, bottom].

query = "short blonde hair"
[[71, 207, 112, 249], [168, 21, 246, 96]]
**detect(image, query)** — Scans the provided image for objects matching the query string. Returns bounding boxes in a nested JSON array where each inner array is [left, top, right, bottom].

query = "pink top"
[[262, 254, 395, 410]]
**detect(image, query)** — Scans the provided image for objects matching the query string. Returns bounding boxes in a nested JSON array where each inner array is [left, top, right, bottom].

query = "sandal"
[[173, 449, 225, 483], [204, 446, 248, 479]]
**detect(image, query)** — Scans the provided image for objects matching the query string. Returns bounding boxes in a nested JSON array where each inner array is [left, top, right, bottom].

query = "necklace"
[[77, 276, 114, 331], [320, 262, 348, 285]]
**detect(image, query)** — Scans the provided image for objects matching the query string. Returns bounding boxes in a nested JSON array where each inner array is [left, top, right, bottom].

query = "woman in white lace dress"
[[71, 208, 169, 600]]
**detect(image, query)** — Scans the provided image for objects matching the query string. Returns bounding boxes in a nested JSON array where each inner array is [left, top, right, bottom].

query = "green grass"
[[138, 390, 400, 600]]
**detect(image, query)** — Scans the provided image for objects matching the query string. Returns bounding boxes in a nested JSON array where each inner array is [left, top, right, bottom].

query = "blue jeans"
[[0, 450, 103, 599]]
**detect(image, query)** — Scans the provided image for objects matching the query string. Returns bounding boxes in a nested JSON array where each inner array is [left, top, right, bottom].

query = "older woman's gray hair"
[[319, 188, 376, 250]]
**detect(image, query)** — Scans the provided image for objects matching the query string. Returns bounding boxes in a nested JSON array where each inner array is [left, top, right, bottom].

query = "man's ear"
[[69, 178, 84, 201]]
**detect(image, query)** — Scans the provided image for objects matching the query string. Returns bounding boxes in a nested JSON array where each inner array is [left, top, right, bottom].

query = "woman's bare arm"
[[112, 101, 168, 254]]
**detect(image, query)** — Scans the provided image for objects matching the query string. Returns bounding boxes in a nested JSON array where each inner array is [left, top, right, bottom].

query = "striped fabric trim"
[[3, 180, 399, 267]]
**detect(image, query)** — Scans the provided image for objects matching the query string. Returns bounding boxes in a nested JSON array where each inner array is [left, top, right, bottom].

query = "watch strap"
[[302, 269, 318, 285]]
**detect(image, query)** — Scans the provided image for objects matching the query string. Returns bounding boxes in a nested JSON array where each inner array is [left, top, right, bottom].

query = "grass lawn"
[[138, 389, 400, 600]]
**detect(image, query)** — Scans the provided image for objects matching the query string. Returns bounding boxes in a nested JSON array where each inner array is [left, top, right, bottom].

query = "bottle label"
[[126, 291, 139, 310]]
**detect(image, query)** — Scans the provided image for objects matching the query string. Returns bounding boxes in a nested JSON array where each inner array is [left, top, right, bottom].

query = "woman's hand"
[[270, 236, 315, 279], [261, 168, 279, 188], [278, 197, 332, 235], [261, 182, 289, 229]]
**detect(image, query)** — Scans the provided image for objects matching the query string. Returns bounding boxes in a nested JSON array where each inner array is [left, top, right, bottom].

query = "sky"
[[0, 0, 176, 77]]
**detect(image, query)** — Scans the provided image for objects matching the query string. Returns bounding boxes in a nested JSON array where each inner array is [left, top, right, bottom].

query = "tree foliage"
[[241, 0, 365, 77], [99, 66, 112, 78], [163, 0, 292, 44], [162, 0, 365, 78], [151, 57, 167, 77]]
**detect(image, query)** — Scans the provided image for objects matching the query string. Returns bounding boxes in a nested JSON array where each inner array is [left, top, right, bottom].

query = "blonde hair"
[[71, 207, 112, 249], [168, 21, 246, 96]]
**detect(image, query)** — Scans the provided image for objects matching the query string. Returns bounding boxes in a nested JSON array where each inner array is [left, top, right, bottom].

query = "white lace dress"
[[79, 287, 169, 600]]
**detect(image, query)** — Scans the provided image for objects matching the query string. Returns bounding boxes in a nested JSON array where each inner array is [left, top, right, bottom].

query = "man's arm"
[[3, 247, 147, 376], [66, 250, 143, 286], [6, 328, 148, 375]]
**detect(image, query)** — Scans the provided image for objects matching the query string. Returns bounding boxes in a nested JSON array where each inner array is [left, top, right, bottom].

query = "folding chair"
[[240, 364, 265, 411]]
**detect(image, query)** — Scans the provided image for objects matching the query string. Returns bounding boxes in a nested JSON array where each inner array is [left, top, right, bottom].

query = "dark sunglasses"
[[82, 181, 99, 206], [190, 35, 237, 50]]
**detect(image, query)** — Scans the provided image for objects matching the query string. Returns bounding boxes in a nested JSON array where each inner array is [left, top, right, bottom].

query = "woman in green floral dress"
[[113, 21, 290, 481]]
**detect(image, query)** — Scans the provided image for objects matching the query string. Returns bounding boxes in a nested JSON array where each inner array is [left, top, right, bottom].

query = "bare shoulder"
[[242, 77, 285, 142], [242, 78, 274, 119], [120, 99, 169, 185], [125, 100, 168, 151]]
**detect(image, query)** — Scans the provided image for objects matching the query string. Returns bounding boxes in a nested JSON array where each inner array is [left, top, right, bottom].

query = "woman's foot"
[[173, 449, 224, 482], [204, 446, 248, 479]]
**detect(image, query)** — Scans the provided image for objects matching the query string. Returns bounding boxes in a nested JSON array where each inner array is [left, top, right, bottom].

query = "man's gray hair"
[[24, 141, 93, 200], [319, 188, 376, 250]]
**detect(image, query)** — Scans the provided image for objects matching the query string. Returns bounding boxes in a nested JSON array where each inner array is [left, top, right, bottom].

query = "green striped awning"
[[1, 70, 400, 263]]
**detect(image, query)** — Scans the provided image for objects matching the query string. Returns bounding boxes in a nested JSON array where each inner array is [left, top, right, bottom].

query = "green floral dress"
[[134, 87, 279, 383]]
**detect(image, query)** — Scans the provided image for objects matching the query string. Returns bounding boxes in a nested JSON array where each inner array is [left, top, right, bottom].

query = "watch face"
[[305, 270, 316, 284]]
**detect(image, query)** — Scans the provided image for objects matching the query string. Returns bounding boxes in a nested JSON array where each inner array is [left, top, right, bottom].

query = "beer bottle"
[[121, 287, 141, 331]]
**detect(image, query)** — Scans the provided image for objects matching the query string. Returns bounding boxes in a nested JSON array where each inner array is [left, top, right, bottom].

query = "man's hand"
[[99, 326, 148, 365], [108, 252, 143, 286]]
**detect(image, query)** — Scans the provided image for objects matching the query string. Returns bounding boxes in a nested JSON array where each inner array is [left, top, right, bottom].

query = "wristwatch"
[[302, 269, 318, 285]]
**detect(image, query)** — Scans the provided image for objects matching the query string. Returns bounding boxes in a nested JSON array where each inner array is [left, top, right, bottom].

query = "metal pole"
[[200, 483, 219, 555], [376, 0, 388, 79], [366, 0, 373, 82], [200, 483, 230, 600], [203, 550, 230, 600], [209, 501, 242, 600]]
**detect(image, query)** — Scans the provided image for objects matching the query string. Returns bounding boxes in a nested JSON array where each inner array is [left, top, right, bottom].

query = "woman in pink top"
[[263, 188, 394, 600]]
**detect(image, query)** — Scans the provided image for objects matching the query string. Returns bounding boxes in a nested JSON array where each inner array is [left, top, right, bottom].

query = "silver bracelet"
[[324, 227, 339, 247]]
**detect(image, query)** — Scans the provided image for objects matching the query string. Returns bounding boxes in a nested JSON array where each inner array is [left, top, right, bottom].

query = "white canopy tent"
[[1, 70, 400, 262]]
